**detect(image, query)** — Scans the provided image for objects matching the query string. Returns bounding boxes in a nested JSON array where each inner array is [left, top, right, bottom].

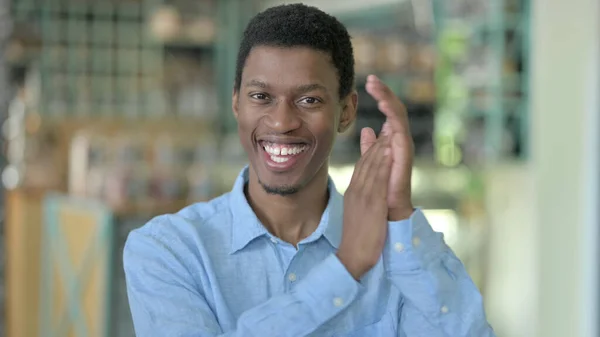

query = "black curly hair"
[[234, 3, 355, 100]]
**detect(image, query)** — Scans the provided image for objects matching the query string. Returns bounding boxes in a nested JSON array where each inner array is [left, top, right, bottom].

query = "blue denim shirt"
[[124, 167, 495, 336]]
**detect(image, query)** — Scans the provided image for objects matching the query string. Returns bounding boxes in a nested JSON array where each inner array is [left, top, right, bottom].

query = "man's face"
[[233, 46, 356, 196]]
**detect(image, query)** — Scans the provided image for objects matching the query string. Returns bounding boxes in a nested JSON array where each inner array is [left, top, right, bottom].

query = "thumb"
[[360, 127, 377, 155]]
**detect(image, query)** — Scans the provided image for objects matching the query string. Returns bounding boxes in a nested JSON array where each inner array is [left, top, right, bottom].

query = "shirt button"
[[270, 237, 278, 244], [441, 305, 449, 314], [288, 273, 297, 282], [412, 237, 421, 247], [394, 242, 405, 252], [333, 297, 344, 307]]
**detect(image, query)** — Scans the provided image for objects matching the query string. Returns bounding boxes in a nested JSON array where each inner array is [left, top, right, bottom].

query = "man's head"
[[232, 3, 357, 196]]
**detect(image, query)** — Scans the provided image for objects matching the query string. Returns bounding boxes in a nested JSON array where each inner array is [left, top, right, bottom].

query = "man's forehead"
[[241, 47, 338, 92], [244, 46, 333, 70]]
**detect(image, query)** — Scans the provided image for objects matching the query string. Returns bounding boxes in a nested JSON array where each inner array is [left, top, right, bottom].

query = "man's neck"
[[245, 166, 330, 246]]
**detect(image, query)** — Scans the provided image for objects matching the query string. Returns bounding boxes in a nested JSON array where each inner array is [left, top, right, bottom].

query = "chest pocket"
[[335, 311, 395, 337]]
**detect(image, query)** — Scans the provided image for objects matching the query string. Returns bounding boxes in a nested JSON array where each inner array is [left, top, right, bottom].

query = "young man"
[[124, 4, 495, 337]]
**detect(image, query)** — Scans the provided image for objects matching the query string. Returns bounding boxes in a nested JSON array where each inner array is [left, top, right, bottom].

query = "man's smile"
[[258, 140, 311, 172]]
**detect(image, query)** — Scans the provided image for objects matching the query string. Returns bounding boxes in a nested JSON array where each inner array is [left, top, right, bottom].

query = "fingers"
[[351, 135, 391, 200], [365, 75, 411, 138], [391, 132, 412, 169], [374, 141, 393, 197], [364, 138, 392, 196], [365, 75, 396, 105], [360, 127, 377, 155], [351, 134, 385, 185], [352, 134, 385, 184], [360, 135, 389, 187], [380, 122, 391, 137]]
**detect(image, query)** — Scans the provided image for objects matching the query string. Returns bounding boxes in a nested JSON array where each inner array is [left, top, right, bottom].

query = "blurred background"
[[0, 0, 597, 336]]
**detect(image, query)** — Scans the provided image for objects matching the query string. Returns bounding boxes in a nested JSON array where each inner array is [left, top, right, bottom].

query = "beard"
[[259, 179, 301, 196]]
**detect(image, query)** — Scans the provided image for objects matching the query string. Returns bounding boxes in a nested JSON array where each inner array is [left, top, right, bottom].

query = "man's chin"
[[259, 181, 301, 196]]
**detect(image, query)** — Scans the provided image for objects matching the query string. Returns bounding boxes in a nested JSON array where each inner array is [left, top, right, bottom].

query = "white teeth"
[[270, 155, 290, 163], [263, 143, 307, 157]]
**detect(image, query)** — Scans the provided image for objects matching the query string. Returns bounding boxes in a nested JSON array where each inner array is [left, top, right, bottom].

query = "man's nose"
[[264, 102, 302, 133]]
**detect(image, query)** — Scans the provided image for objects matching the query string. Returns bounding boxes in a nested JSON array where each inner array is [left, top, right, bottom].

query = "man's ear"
[[338, 90, 358, 133], [232, 90, 239, 120]]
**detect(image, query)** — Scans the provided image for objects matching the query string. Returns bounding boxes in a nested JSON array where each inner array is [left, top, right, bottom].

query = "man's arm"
[[383, 210, 496, 337], [123, 226, 362, 337]]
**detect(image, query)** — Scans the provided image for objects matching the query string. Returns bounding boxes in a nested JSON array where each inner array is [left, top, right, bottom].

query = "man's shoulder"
[[126, 192, 235, 250]]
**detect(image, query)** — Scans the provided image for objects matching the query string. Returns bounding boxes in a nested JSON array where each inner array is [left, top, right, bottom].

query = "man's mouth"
[[258, 141, 309, 170]]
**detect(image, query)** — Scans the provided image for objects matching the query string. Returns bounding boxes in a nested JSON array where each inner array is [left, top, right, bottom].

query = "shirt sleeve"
[[383, 209, 496, 337], [124, 224, 361, 337]]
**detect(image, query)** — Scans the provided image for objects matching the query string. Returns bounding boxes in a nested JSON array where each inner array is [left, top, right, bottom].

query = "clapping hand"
[[363, 75, 414, 221], [336, 75, 416, 280]]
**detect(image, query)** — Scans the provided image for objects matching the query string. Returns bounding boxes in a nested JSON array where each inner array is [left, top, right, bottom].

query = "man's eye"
[[299, 97, 320, 104], [250, 93, 269, 100]]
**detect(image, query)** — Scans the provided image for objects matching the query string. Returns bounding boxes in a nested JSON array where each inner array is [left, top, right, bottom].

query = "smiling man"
[[124, 3, 495, 337]]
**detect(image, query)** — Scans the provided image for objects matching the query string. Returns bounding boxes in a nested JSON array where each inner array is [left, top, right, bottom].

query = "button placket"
[[282, 244, 303, 290]]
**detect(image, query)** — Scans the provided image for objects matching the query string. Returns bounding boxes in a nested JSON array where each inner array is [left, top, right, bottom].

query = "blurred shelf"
[[109, 199, 195, 217], [356, 71, 433, 82], [433, 0, 530, 161], [329, 158, 477, 196], [336, 3, 406, 30], [162, 39, 214, 49]]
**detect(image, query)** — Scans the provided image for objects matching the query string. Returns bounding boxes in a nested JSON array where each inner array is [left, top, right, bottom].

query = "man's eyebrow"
[[244, 80, 328, 93], [244, 79, 267, 88], [296, 83, 328, 94]]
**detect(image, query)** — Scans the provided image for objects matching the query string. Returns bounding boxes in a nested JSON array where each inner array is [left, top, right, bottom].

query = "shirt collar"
[[229, 166, 343, 254]]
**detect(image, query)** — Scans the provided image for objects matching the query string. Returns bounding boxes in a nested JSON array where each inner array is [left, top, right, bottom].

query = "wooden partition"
[[5, 189, 44, 337], [40, 194, 113, 337], [6, 190, 114, 337]]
